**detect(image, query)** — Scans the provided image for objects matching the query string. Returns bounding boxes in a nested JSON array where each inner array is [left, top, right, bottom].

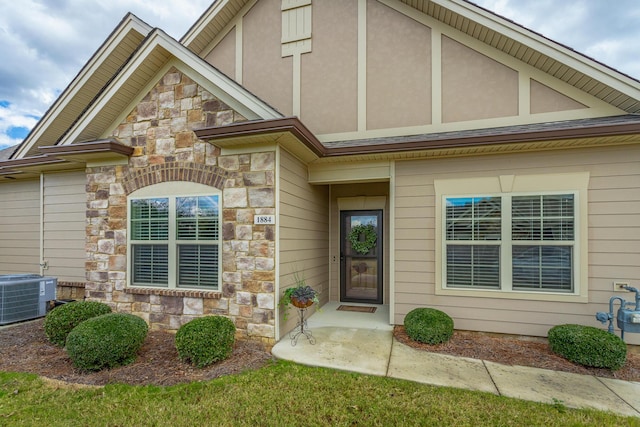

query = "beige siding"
[[0, 179, 40, 275], [278, 148, 329, 337], [43, 171, 86, 282], [394, 145, 640, 344]]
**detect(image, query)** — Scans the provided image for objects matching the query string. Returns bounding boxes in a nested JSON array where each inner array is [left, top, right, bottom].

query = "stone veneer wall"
[[84, 68, 277, 343]]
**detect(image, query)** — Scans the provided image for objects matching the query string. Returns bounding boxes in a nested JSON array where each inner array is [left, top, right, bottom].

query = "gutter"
[[195, 115, 640, 160]]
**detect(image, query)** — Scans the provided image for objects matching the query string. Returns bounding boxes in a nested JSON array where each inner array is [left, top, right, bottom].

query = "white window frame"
[[127, 182, 222, 291], [434, 172, 589, 302]]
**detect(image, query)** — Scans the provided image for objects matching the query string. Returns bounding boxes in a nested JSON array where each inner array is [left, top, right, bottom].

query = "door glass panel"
[[346, 258, 378, 300], [341, 211, 382, 303]]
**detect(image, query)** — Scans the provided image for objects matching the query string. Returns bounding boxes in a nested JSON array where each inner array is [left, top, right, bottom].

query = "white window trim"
[[434, 172, 589, 302], [126, 182, 222, 291]]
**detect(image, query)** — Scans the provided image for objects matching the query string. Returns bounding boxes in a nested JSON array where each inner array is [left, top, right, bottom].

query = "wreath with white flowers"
[[348, 224, 377, 255]]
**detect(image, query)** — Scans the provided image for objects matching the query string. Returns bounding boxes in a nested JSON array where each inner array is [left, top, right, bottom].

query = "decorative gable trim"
[[281, 0, 312, 57]]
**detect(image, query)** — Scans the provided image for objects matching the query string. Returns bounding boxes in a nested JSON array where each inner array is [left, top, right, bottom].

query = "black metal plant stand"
[[290, 306, 316, 346]]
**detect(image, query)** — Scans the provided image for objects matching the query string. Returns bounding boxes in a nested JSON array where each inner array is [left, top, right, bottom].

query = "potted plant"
[[279, 273, 319, 320]]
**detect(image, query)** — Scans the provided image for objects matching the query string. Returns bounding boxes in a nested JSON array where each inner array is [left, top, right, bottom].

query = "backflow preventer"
[[596, 286, 640, 341]]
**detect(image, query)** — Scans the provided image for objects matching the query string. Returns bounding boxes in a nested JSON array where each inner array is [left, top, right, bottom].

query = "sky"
[[0, 0, 639, 152]]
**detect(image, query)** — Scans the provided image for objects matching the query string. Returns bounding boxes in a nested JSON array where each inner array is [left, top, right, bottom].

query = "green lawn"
[[1, 361, 637, 426]]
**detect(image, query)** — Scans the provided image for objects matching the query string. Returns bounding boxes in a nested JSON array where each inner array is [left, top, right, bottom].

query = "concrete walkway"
[[272, 302, 640, 418]]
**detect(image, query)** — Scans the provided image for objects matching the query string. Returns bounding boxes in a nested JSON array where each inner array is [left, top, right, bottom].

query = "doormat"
[[337, 305, 377, 313]]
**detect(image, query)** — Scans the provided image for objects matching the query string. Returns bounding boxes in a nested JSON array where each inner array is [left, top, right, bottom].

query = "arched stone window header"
[[122, 161, 228, 194]]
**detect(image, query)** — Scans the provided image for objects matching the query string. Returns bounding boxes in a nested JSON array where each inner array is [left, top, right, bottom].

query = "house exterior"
[[1, 0, 639, 345]]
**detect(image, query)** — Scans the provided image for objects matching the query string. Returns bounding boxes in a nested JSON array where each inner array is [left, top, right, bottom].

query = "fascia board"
[[436, 0, 640, 100], [12, 14, 152, 160], [59, 29, 281, 146], [181, 0, 245, 51], [181, 0, 228, 45]]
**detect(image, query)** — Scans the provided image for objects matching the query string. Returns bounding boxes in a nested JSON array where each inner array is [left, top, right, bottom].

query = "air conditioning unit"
[[0, 274, 57, 325]]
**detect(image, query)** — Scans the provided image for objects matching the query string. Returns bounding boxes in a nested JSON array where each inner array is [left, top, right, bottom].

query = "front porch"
[[272, 301, 393, 376], [307, 301, 392, 331]]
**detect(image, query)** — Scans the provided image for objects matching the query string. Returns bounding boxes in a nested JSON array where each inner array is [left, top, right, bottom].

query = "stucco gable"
[[184, 0, 640, 123]]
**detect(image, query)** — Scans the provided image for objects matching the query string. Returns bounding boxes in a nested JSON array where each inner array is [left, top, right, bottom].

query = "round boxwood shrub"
[[65, 313, 148, 371], [175, 316, 236, 368], [548, 324, 627, 370], [404, 308, 454, 344], [43, 301, 112, 347]]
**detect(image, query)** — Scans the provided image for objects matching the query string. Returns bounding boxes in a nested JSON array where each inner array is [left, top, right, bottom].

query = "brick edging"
[[125, 287, 222, 299], [57, 281, 86, 288]]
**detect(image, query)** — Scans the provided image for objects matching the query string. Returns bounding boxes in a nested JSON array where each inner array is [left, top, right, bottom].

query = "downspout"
[[274, 145, 281, 340], [328, 184, 332, 301], [388, 161, 395, 324]]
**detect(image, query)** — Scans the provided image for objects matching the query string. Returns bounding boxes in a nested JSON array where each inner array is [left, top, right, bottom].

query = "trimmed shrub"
[[404, 308, 454, 344], [43, 301, 112, 347], [548, 324, 627, 370], [175, 316, 236, 368], [66, 313, 148, 371]]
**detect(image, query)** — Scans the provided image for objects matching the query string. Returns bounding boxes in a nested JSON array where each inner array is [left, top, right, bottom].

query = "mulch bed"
[[0, 319, 274, 387], [2, 319, 639, 387], [394, 326, 640, 382]]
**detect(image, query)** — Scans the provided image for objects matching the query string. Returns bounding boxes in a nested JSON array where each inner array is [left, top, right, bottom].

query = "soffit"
[[59, 29, 281, 148], [181, 0, 250, 54], [195, 117, 321, 163], [15, 15, 152, 159], [69, 42, 174, 144], [316, 114, 640, 163], [0, 140, 132, 182], [316, 134, 640, 164]]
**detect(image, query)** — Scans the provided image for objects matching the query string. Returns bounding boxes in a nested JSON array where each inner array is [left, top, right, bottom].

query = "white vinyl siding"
[[128, 184, 221, 290]]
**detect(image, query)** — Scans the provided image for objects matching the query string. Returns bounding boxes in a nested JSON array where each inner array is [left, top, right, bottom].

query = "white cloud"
[[0, 0, 212, 151], [473, 0, 640, 78], [0, 102, 40, 149]]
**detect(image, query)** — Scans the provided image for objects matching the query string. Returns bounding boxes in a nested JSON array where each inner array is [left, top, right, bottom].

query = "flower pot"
[[291, 297, 313, 309]]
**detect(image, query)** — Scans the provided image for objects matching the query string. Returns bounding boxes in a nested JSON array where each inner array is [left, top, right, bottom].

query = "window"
[[128, 184, 221, 290], [434, 172, 589, 300], [445, 193, 575, 293]]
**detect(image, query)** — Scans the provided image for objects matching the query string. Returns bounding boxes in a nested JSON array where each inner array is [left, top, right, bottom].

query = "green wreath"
[[348, 224, 377, 255]]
